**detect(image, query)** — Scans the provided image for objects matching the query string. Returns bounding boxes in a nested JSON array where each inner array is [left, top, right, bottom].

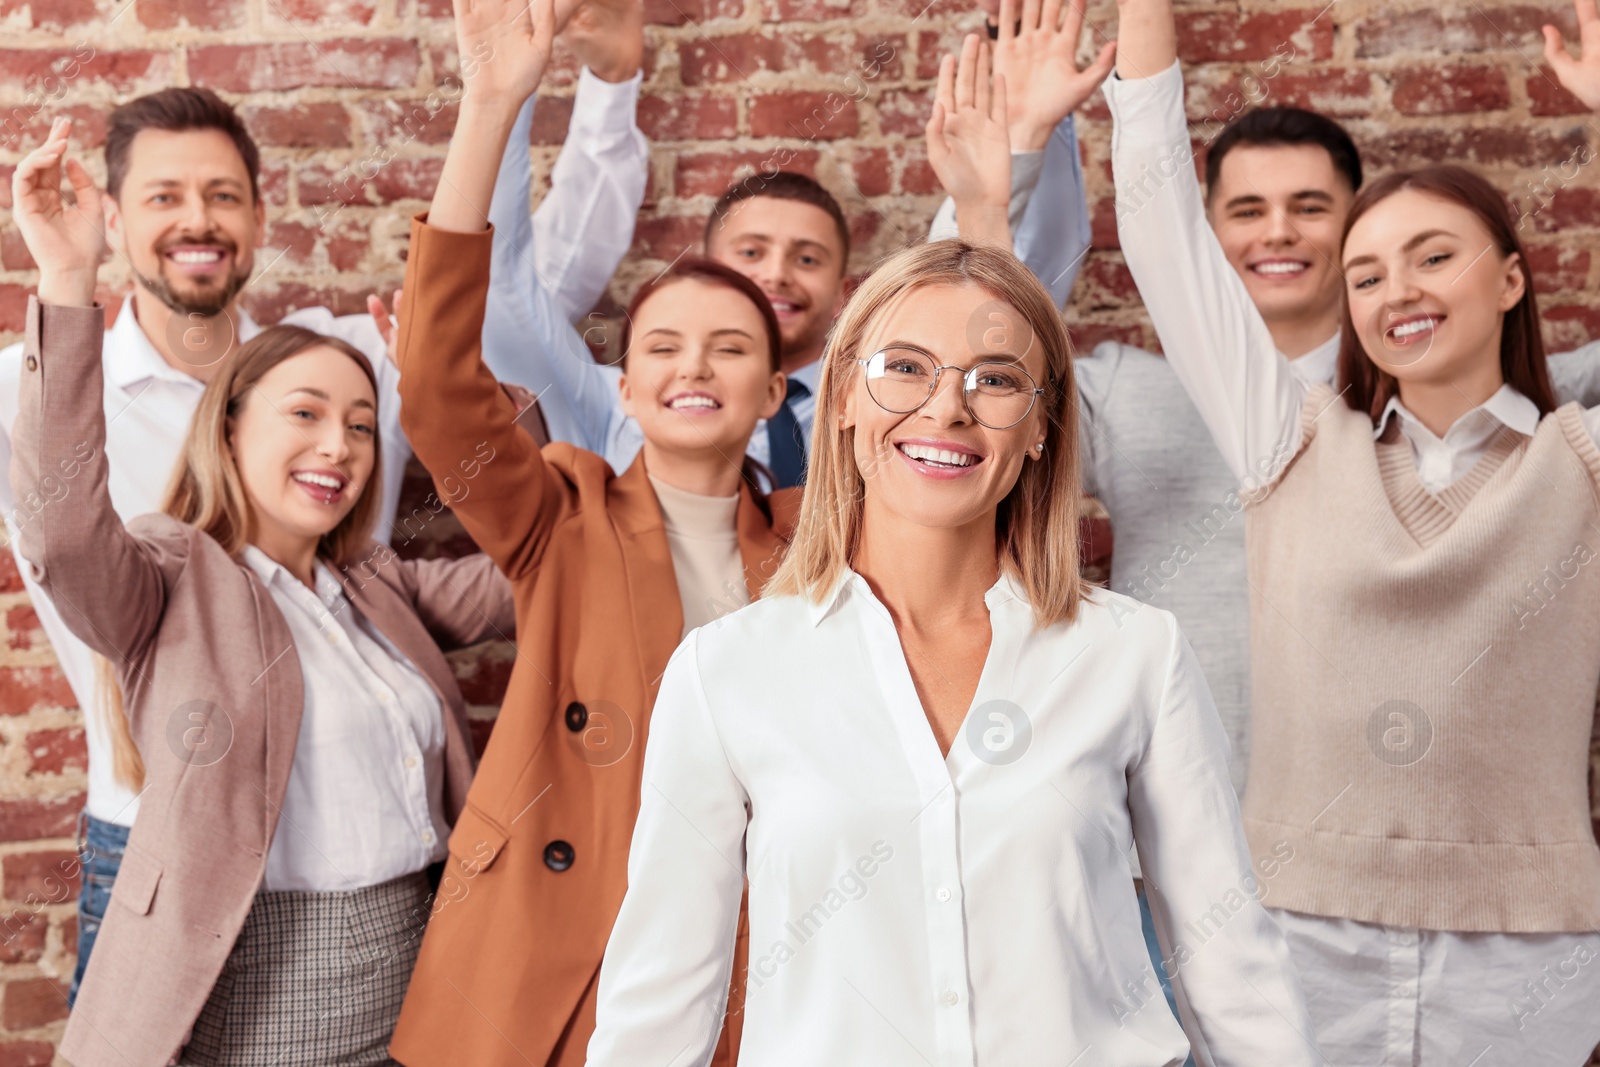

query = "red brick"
[[1069, 319, 1156, 355], [369, 157, 445, 204], [1362, 125, 1587, 171], [240, 282, 373, 324], [876, 88, 932, 138], [530, 95, 575, 147], [1392, 65, 1510, 116], [632, 214, 706, 260], [0, 49, 170, 93], [0, 913, 47, 965], [1543, 304, 1600, 352], [1526, 186, 1600, 234], [750, 91, 859, 140], [264, 0, 377, 26], [678, 33, 785, 85], [1260, 70, 1376, 119], [1174, 9, 1334, 64], [4, 604, 40, 651], [1357, 6, 1578, 59], [24, 727, 87, 777], [851, 145, 890, 197], [0, 667, 76, 715], [1529, 68, 1590, 117], [414, 0, 449, 16], [136, 0, 245, 30], [1527, 243, 1591, 294], [1090, 196, 1119, 251], [638, 94, 738, 142], [1078, 257, 1140, 308], [1, 977, 68, 1031], [760, 0, 866, 20], [452, 650, 513, 706], [643, 0, 743, 23], [0, 285, 26, 336], [0, 103, 108, 152], [0, 1039, 55, 1066], [360, 96, 459, 145], [0, 553, 22, 595], [240, 103, 351, 148], [674, 148, 821, 198], [187, 39, 420, 92], [895, 141, 939, 195], [0, 0, 99, 28], [3, 850, 80, 904], [0, 794, 83, 843], [1, 229, 34, 272], [298, 161, 372, 209]]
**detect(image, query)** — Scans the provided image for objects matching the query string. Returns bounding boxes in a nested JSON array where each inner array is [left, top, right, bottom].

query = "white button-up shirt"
[[241, 546, 448, 892], [588, 574, 1318, 1066], [0, 78, 645, 828]]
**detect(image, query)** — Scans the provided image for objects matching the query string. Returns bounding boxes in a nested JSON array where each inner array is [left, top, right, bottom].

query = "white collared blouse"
[[588, 573, 1319, 1066]]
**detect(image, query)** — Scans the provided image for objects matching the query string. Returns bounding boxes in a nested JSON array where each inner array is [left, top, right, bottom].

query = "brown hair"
[[106, 87, 261, 204], [766, 240, 1086, 628], [704, 170, 851, 271], [1337, 166, 1557, 420], [97, 325, 382, 790], [619, 257, 783, 372]]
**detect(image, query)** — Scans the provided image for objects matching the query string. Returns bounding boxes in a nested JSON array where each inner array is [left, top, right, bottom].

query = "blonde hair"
[[97, 325, 383, 790], [765, 240, 1085, 628]]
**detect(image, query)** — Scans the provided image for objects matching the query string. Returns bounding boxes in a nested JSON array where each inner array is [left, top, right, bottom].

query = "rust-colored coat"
[[389, 218, 795, 1067]]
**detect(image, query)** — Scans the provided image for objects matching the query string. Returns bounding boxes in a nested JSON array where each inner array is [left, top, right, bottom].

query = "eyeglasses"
[[856, 347, 1044, 430]]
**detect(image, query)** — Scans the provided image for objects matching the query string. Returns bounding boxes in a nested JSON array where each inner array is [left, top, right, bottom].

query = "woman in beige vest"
[[10, 120, 513, 1067], [1112, 0, 1600, 1060]]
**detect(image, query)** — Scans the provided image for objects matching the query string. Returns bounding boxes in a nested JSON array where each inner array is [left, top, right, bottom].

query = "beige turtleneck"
[[648, 475, 749, 637]]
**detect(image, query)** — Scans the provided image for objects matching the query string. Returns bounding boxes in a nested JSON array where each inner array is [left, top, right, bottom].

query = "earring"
[[1034, 443, 1045, 456]]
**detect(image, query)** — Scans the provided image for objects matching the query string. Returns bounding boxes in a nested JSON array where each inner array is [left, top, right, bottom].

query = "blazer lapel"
[[242, 567, 305, 852], [610, 454, 686, 706], [737, 483, 791, 600]]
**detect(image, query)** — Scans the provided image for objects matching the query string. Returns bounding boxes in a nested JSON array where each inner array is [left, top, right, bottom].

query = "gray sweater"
[[1076, 337, 1600, 798]]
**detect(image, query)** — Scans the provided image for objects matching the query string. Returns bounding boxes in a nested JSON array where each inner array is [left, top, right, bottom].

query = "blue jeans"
[[1138, 887, 1196, 1067], [70, 812, 129, 1007]]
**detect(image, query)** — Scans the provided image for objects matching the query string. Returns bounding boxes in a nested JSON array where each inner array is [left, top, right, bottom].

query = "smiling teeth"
[[901, 444, 975, 467], [1254, 261, 1307, 275], [294, 472, 343, 489], [1391, 318, 1435, 339], [170, 250, 224, 263], [669, 396, 718, 410]]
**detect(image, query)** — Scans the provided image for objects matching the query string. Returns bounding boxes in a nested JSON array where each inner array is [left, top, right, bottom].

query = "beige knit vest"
[[1241, 383, 1600, 933]]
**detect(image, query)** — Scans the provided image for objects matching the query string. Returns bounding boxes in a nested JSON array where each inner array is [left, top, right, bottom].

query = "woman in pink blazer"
[[10, 120, 514, 1067]]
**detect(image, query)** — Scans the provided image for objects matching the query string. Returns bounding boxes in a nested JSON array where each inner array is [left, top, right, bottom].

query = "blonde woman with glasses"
[[585, 232, 1320, 1064]]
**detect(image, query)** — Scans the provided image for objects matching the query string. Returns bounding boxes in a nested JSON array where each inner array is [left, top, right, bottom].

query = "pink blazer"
[[11, 298, 515, 1067]]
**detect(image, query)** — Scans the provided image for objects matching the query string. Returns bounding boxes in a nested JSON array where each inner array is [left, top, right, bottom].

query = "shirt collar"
[[104, 297, 261, 391], [241, 544, 347, 612], [1286, 331, 1340, 388], [787, 358, 823, 393], [805, 567, 1026, 627], [1373, 383, 1541, 442]]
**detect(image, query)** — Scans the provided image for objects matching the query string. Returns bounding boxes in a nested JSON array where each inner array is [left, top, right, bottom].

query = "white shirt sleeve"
[[1106, 62, 1304, 485], [927, 117, 1089, 307], [1128, 616, 1319, 1066], [588, 636, 749, 1065], [482, 91, 629, 457]]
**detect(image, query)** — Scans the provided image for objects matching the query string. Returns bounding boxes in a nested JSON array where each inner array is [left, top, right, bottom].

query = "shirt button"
[[404, 756, 417, 769], [940, 990, 959, 1006], [422, 829, 435, 844], [375, 690, 392, 703], [935, 886, 951, 903]]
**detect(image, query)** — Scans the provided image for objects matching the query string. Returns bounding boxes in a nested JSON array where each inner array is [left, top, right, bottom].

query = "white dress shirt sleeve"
[[1128, 615, 1319, 1066], [588, 635, 749, 1065], [928, 117, 1089, 307], [481, 88, 631, 457], [1106, 62, 1304, 486]]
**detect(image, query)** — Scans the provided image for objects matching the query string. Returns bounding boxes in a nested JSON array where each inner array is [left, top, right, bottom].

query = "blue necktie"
[[766, 379, 811, 489]]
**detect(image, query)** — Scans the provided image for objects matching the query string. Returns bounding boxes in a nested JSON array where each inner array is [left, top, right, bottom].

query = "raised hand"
[[456, 0, 558, 106], [926, 34, 1012, 247], [1544, 0, 1600, 111], [11, 117, 105, 308], [562, 0, 645, 83], [994, 0, 1116, 151], [366, 288, 404, 367]]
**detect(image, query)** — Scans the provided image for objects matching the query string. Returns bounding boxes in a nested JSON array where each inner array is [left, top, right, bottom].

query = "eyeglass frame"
[[854, 346, 1046, 430]]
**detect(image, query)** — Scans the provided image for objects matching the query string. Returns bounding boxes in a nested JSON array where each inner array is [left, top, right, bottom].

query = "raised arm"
[[925, 34, 1014, 248], [1129, 617, 1319, 1065], [8, 120, 168, 663], [587, 637, 749, 1064], [396, 551, 517, 650], [396, 0, 578, 581], [1108, 0, 1302, 485]]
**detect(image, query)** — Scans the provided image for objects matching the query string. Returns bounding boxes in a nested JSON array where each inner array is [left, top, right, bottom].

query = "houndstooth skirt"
[[178, 870, 433, 1067]]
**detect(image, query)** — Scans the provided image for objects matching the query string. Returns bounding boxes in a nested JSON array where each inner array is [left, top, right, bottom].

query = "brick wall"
[[2, 0, 1599, 1061]]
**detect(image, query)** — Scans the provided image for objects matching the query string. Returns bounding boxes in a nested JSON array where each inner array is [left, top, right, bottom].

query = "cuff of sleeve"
[[1009, 150, 1045, 193], [411, 212, 497, 254], [28, 295, 106, 365], [572, 66, 643, 138], [1104, 59, 1187, 149]]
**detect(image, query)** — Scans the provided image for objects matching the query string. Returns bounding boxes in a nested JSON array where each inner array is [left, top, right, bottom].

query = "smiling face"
[[228, 346, 377, 551], [618, 276, 787, 464], [843, 283, 1048, 533], [1208, 142, 1352, 331], [1342, 187, 1525, 389], [105, 127, 263, 317], [705, 196, 847, 368]]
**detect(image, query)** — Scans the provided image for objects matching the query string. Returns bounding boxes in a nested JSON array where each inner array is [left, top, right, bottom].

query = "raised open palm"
[[11, 117, 106, 290], [927, 35, 1012, 245], [1544, 0, 1600, 111], [995, 0, 1116, 151], [455, 0, 558, 103]]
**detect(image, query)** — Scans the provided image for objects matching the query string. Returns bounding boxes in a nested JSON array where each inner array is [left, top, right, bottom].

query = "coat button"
[[25, 354, 37, 371], [543, 840, 575, 872], [564, 702, 588, 732]]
